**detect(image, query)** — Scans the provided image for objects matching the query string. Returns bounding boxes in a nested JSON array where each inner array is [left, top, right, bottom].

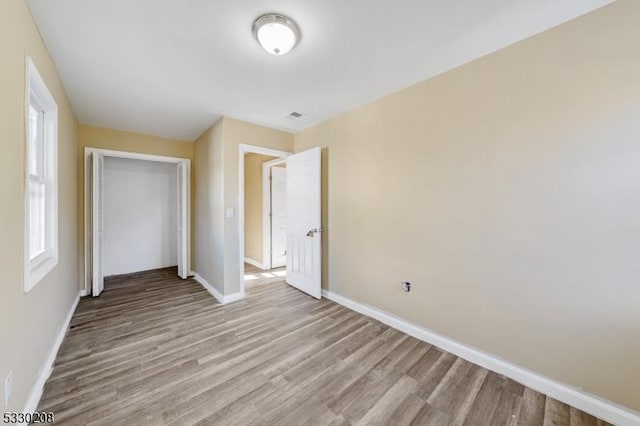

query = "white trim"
[[238, 144, 291, 299], [83, 152, 91, 294], [177, 161, 190, 279], [86, 148, 187, 164], [83, 147, 191, 295], [262, 158, 287, 167], [22, 291, 80, 417], [244, 257, 267, 270], [262, 163, 271, 270], [91, 152, 104, 296], [321, 289, 640, 426], [262, 158, 287, 270], [223, 293, 244, 304], [193, 273, 224, 304], [24, 57, 59, 293], [238, 144, 292, 159], [193, 273, 243, 305]]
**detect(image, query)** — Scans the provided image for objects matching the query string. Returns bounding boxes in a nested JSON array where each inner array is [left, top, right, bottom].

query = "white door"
[[177, 161, 190, 279], [286, 147, 321, 299], [271, 166, 287, 268], [91, 152, 105, 296]]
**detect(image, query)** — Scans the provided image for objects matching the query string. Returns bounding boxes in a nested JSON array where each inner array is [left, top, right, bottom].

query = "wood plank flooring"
[[37, 266, 611, 425]]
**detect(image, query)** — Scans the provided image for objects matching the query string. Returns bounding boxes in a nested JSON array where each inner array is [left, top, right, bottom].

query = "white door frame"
[[83, 147, 191, 295], [262, 158, 287, 270], [239, 144, 291, 297], [91, 152, 104, 296]]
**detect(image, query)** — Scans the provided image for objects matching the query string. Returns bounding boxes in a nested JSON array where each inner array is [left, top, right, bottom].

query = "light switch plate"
[[225, 208, 234, 219]]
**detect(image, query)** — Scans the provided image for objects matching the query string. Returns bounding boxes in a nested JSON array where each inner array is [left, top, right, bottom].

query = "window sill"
[[25, 253, 58, 292]]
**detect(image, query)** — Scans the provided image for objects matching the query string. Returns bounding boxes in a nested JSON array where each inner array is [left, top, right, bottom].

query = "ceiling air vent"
[[287, 111, 303, 119]]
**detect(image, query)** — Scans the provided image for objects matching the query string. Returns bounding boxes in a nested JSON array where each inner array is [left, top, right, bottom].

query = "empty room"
[[1, 0, 639, 425]]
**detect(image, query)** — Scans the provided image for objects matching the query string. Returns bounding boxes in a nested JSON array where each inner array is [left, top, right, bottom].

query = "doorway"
[[264, 159, 287, 269], [241, 150, 288, 289], [84, 148, 190, 296], [103, 157, 177, 276], [238, 144, 322, 300]]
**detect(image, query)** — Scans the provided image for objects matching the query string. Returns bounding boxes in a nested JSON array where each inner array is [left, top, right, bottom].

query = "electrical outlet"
[[402, 281, 411, 292], [4, 370, 13, 407]]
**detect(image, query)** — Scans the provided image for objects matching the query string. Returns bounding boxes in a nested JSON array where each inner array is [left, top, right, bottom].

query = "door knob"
[[306, 228, 321, 237]]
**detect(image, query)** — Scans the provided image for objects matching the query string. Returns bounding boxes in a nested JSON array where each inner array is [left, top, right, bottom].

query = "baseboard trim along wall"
[[22, 291, 81, 418], [243, 257, 267, 270], [321, 289, 640, 426], [193, 273, 243, 305], [223, 293, 244, 304]]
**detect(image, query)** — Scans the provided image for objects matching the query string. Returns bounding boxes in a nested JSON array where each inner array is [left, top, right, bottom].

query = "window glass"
[[29, 178, 46, 258], [25, 57, 58, 290]]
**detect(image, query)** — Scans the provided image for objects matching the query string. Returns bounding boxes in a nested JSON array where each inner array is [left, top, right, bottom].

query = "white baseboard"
[[321, 289, 640, 426], [193, 273, 224, 304], [244, 257, 267, 270], [223, 292, 244, 304], [192, 272, 244, 305], [22, 291, 81, 416]]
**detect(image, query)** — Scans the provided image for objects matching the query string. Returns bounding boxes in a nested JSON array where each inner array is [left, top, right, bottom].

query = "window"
[[25, 58, 58, 292]]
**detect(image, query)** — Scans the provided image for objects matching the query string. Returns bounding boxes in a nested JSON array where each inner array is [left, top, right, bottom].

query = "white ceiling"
[[27, 0, 612, 141]]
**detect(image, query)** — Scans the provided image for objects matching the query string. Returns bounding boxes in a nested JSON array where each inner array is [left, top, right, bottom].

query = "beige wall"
[[193, 117, 293, 295], [77, 124, 194, 291], [0, 0, 79, 411], [244, 154, 277, 265], [294, 0, 640, 411], [193, 120, 225, 293], [223, 118, 293, 294], [78, 124, 195, 159]]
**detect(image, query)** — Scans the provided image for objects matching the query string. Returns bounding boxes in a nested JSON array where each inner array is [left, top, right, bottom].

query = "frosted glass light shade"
[[253, 14, 300, 56]]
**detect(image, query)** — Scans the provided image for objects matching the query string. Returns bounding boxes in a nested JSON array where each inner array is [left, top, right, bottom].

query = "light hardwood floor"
[[37, 267, 610, 425]]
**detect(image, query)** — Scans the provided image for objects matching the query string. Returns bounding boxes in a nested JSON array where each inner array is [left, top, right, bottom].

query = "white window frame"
[[24, 57, 58, 292]]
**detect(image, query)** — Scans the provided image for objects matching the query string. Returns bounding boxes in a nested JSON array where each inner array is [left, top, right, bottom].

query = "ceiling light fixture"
[[253, 13, 300, 56]]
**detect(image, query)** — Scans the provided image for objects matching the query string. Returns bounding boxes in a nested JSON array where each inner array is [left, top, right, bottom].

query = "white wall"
[[104, 157, 177, 276]]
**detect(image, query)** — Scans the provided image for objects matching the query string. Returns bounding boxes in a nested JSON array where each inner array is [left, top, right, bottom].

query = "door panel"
[[177, 161, 189, 279], [286, 147, 321, 299], [271, 166, 287, 268], [91, 152, 104, 296]]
